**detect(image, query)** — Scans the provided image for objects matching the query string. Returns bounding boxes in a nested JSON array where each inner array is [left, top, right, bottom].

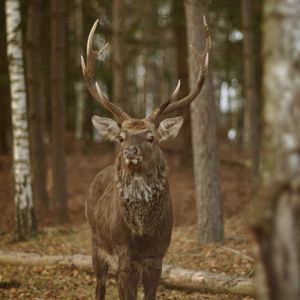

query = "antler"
[[81, 20, 129, 125], [147, 16, 211, 124]]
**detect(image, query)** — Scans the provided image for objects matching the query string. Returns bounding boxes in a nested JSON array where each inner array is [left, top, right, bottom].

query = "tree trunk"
[[50, 0, 68, 223], [173, 0, 192, 159], [112, 0, 126, 110], [142, 0, 158, 118], [5, 0, 37, 240], [26, 0, 49, 210], [0, 0, 11, 155], [74, 0, 85, 141], [253, 1, 300, 299], [133, 0, 160, 119], [241, 0, 260, 175], [184, 0, 223, 244]]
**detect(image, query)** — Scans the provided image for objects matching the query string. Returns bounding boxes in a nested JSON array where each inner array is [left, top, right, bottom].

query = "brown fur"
[[86, 119, 173, 300]]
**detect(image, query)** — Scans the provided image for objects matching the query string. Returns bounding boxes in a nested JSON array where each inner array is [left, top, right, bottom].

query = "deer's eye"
[[119, 136, 124, 143], [147, 136, 154, 143]]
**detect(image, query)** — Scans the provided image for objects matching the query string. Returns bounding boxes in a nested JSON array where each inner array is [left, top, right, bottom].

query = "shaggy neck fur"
[[115, 152, 168, 235]]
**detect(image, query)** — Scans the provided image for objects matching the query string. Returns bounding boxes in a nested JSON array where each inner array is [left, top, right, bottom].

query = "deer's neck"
[[115, 154, 168, 235], [115, 155, 167, 200]]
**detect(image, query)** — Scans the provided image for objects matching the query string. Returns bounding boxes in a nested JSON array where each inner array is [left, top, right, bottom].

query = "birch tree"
[[184, 0, 223, 243], [5, 0, 37, 240], [253, 1, 300, 299]]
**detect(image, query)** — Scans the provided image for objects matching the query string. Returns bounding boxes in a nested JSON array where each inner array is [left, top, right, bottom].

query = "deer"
[[81, 17, 211, 300]]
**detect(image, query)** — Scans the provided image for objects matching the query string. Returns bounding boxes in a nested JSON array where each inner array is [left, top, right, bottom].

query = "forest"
[[0, 0, 300, 299]]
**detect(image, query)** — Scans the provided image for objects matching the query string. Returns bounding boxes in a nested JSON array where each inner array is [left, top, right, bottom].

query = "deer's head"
[[81, 18, 211, 171], [92, 116, 183, 171]]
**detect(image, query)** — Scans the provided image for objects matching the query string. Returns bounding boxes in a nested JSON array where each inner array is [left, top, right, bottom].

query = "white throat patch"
[[122, 175, 152, 202]]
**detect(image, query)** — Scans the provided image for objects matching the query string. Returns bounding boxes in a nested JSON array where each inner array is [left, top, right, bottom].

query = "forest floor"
[[0, 136, 255, 299]]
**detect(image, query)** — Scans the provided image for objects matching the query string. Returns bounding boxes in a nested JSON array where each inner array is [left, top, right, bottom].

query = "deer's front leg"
[[92, 244, 108, 300], [116, 258, 141, 300], [142, 258, 162, 300]]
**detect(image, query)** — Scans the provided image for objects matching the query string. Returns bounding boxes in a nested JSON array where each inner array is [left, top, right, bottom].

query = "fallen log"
[[0, 251, 255, 297]]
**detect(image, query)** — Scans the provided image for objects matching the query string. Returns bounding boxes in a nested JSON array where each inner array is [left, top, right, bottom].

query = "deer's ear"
[[92, 116, 120, 141], [157, 117, 184, 142]]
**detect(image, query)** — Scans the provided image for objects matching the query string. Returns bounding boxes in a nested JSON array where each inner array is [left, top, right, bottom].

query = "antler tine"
[[170, 79, 181, 102], [147, 16, 211, 125], [81, 20, 129, 125], [202, 16, 211, 57], [147, 79, 181, 121]]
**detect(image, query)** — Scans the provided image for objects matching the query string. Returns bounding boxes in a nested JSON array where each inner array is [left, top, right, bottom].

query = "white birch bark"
[[5, 0, 36, 239]]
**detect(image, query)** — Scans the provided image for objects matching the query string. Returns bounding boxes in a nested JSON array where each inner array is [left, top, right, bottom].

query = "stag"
[[81, 17, 211, 300]]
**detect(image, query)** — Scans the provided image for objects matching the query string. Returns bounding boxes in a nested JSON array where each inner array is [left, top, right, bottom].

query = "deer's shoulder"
[[88, 164, 115, 198]]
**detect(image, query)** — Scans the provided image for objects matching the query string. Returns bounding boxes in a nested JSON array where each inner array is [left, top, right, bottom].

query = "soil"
[[0, 136, 255, 299]]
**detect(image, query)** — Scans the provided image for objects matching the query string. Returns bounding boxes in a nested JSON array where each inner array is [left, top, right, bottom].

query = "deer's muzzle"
[[123, 146, 142, 166]]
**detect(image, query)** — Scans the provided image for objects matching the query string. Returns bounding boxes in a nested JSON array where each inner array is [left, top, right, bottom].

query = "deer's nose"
[[124, 146, 138, 158]]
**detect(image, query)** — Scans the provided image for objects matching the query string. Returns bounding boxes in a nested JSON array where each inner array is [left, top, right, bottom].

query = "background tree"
[[142, 0, 159, 118], [184, 0, 223, 243], [0, 1, 11, 156], [26, 0, 49, 210], [241, 0, 260, 175], [51, 0, 68, 223], [5, 0, 37, 240], [210, 0, 244, 145], [253, 0, 300, 299], [172, 0, 191, 159], [73, 0, 85, 141], [112, 0, 126, 110]]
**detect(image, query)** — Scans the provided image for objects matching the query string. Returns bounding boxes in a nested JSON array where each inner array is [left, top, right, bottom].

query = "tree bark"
[[143, 0, 158, 118], [50, 0, 68, 223], [74, 0, 85, 141], [173, 0, 192, 159], [0, 251, 255, 297], [184, 0, 223, 244], [5, 0, 37, 240], [0, 0, 11, 155], [112, 0, 126, 110], [241, 0, 260, 175], [253, 1, 300, 299], [26, 0, 49, 210]]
